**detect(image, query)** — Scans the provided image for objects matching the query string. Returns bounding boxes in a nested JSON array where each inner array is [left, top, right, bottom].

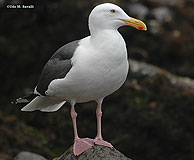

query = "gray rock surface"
[[130, 59, 194, 89], [14, 151, 48, 160], [152, 7, 173, 22], [55, 145, 131, 160], [127, 3, 149, 19]]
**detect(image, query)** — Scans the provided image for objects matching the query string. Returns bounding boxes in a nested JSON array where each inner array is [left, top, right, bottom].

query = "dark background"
[[0, 0, 194, 160]]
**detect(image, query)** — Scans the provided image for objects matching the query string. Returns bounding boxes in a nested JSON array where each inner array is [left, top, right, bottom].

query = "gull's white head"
[[89, 3, 147, 34]]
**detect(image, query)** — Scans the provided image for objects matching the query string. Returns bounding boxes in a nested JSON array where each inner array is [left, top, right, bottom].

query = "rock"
[[127, 3, 149, 19], [152, 7, 173, 22], [148, 19, 161, 34], [148, 0, 184, 7], [55, 145, 132, 160], [129, 59, 194, 89], [14, 151, 48, 160]]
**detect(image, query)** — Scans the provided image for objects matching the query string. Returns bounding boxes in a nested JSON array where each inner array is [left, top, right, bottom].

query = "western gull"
[[14, 3, 147, 156]]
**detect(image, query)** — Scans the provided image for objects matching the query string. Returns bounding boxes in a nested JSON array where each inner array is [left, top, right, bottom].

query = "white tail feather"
[[40, 101, 65, 112], [21, 96, 66, 112]]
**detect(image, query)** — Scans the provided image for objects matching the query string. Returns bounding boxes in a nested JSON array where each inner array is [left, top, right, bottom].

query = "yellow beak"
[[121, 17, 147, 31]]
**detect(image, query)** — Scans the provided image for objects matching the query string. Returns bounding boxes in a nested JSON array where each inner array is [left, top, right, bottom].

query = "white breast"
[[48, 30, 129, 103]]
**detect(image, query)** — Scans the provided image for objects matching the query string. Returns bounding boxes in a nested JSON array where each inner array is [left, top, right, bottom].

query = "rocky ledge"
[[55, 145, 132, 160]]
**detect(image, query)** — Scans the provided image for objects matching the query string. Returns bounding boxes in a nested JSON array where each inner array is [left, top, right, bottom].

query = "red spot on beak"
[[138, 26, 143, 30]]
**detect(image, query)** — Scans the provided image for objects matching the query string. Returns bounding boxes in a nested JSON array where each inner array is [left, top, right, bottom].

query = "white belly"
[[47, 32, 129, 103], [48, 61, 128, 102]]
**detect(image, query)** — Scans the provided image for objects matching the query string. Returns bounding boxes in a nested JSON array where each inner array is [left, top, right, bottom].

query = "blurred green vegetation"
[[0, 0, 194, 160]]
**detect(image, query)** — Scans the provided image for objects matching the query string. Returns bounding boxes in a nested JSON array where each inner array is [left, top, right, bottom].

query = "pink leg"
[[94, 100, 113, 148], [71, 104, 94, 156], [71, 105, 79, 140]]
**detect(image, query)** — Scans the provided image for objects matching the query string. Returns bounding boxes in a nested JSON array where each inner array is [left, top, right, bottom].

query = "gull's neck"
[[88, 28, 127, 64], [89, 28, 123, 47]]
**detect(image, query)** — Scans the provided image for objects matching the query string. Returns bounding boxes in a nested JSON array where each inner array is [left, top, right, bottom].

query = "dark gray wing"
[[36, 40, 80, 96]]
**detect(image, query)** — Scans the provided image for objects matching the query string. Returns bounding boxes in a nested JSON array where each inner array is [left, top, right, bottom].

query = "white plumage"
[[18, 3, 146, 155], [48, 32, 128, 102], [21, 3, 134, 111], [22, 30, 128, 111]]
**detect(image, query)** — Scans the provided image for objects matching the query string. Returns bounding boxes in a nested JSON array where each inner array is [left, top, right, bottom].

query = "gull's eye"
[[110, 9, 116, 13]]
